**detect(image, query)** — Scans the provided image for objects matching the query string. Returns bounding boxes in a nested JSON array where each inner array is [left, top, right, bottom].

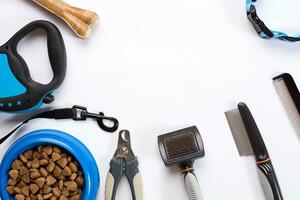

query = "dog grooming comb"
[[273, 73, 300, 140], [158, 126, 205, 200], [225, 103, 284, 200]]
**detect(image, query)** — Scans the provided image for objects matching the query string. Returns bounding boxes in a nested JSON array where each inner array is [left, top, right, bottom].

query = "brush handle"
[[32, 0, 99, 38], [184, 172, 204, 200]]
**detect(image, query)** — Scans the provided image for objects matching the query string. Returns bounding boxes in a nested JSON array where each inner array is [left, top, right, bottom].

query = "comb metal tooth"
[[225, 108, 254, 156], [273, 78, 300, 141], [258, 168, 274, 200]]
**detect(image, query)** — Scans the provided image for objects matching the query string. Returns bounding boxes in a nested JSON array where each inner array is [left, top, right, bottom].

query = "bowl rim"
[[0, 129, 100, 200]]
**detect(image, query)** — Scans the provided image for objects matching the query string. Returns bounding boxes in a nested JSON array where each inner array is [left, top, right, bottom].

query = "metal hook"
[[71, 105, 119, 132], [96, 112, 119, 132]]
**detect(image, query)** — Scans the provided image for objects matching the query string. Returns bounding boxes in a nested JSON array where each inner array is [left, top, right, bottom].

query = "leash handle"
[[0, 20, 66, 112], [0, 105, 119, 145], [6, 20, 66, 89]]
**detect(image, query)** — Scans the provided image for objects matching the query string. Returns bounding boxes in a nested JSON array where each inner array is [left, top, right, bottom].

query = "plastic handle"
[[105, 159, 143, 200], [105, 159, 122, 200], [129, 172, 143, 200], [6, 20, 66, 89], [184, 172, 204, 200], [105, 172, 116, 200], [105, 172, 143, 200], [126, 159, 143, 200], [238, 102, 270, 162]]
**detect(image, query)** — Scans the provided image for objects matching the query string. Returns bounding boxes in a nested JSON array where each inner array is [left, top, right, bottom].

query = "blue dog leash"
[[247, 0, 300, 42]]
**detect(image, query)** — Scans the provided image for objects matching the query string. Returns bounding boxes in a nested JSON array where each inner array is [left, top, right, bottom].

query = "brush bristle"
[[163, 132, 199, 159], [273, 78, 300, 141]]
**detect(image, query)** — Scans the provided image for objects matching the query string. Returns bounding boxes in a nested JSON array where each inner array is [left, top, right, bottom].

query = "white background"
[[0, 0, 300, 199]]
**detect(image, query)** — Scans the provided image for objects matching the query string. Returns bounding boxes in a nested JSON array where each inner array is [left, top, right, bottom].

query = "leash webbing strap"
[[0, 105, 119, 145]]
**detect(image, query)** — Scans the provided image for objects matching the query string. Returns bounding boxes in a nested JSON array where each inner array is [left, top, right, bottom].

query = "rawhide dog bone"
[[32, 0, 99, 38]]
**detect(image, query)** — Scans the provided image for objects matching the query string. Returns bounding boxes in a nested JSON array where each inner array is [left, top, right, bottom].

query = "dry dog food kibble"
[[6, 145, 84, 200]]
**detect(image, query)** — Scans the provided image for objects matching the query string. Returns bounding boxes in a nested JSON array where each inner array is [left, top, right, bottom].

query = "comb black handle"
[[238, 102, 270, 162], [258, 160, 284, 200]]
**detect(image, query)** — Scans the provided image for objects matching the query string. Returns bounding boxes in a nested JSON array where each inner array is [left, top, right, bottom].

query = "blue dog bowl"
[[0, 129, 100, 200]]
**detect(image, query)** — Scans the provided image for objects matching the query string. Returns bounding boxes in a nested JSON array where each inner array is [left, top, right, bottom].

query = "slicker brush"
[[158, 126, 205, 200]]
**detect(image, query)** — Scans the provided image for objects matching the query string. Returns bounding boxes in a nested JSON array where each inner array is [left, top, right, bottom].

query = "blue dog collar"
[[246, 0, 300, 42]]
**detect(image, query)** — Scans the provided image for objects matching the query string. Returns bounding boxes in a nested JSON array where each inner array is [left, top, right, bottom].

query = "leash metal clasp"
[[71, 105, 119, 132]]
